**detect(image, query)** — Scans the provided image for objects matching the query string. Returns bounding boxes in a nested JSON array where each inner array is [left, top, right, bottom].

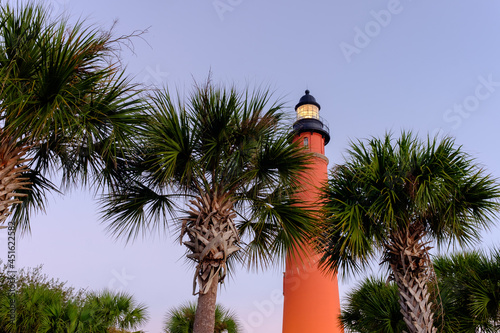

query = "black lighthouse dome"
[[293, 90, 330, 145], [295, 90, 321, 110]]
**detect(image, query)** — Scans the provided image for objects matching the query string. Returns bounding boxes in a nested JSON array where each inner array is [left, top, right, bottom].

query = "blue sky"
[[2, 1, 500, 332]]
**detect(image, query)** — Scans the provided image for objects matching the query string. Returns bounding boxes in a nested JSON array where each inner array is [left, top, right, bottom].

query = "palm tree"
[[101, 81, 316, 333], [83, 290, 148, 332], [434, 249, 500, 332], [340, 277, 405, 333], [319, 132, 500, 333], [164, 302, 240, 333], [0, 3, 144, 233]]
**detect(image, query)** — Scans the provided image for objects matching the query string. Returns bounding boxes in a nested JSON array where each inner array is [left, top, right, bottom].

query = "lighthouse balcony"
[[293, 116, 330, 145], [293, 116, 330, 134]]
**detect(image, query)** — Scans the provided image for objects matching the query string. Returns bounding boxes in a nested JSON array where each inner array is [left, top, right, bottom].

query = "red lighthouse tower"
[[282, 90, 342, 333]]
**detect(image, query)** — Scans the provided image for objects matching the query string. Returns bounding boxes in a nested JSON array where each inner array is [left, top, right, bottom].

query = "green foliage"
[[434, 249, 500, 332], [164, 302, 240, 333], [0, 2, 145, 233], [0, 262, 148, 333], [341, 277, 405, 333], [83, 290, 149, 332]]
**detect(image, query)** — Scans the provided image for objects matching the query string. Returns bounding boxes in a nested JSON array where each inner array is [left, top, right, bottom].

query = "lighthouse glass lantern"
[[297, 103, 319, 120]]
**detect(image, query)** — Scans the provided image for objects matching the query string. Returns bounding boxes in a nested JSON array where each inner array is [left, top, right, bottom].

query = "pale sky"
[[2, 1, 500, 332]]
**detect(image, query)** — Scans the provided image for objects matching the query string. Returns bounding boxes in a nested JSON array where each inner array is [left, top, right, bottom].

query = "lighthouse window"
[[297, 104, 319, 120], [304, 137, 309, 147]]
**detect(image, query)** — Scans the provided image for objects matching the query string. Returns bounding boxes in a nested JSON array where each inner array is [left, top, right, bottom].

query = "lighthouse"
[[282, 90, 342, 333]]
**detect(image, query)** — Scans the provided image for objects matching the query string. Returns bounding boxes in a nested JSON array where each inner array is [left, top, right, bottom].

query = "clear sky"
[[2, 1, 500, 332]]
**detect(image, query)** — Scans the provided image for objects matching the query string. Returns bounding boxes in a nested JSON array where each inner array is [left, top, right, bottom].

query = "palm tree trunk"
[[0, 137, 31, 225], [193, 277, 219, 333], [386, 225, 436, 333]]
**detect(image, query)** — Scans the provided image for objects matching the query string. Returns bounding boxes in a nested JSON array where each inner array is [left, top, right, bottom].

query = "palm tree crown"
[[319, 132, 500, 333], [0, 3, 145, 233], [164, 302, 240, 333], [340, 276, 405, 333], [434, 249, 500, 332]]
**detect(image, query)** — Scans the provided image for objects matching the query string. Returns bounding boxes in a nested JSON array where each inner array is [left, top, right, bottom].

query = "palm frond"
[[9, 169, 60, 234], [238, 186, 317, 270], [101, 181, 177, 243]]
